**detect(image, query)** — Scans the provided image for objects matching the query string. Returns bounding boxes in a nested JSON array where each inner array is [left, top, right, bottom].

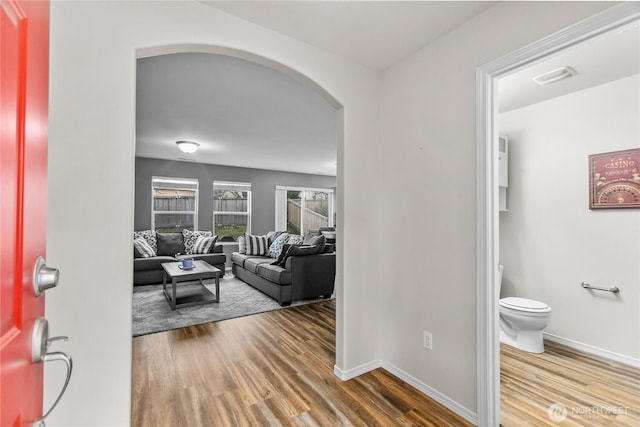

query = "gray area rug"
[[132, 274, 329, 336]]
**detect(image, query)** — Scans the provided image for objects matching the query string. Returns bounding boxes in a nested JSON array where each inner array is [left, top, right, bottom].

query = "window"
[[213, 181, 251, 240], [275, 186, 334, 235], [151, 177, 198, 232]]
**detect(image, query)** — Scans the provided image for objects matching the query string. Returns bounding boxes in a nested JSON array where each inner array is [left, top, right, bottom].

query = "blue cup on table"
[[180, 258, 194, 269]]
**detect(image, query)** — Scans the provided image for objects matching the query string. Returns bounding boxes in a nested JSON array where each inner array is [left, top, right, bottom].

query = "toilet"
[[498, 265, 551, 353]]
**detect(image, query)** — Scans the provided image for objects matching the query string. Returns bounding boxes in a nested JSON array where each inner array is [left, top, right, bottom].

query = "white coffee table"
[[161, 260, 221, 310]]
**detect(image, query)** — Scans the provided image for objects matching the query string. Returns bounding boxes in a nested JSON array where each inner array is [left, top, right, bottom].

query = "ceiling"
[[136, 1, 495, 175], [205, 1, 496, 70], [136, 2, 639, 175], [499, 21, 640, 113], [136, 53, 338, 176]]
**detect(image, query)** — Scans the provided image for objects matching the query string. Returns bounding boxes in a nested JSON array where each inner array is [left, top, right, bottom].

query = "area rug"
[[132, 274, 330, 336]]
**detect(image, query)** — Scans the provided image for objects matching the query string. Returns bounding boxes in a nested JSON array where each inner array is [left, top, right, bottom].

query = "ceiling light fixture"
[[176, 140, 200, 154], [533, 66, 577, 86]]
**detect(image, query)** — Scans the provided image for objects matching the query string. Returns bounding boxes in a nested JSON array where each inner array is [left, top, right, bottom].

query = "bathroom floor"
[[500, 340, 640, 426]]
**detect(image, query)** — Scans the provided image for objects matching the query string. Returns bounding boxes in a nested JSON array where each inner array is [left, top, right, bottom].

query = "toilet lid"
[[500, 297, 550, 312]]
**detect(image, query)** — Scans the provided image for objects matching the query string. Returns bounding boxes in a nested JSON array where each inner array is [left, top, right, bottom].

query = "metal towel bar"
[[581, 282, 620, 293]]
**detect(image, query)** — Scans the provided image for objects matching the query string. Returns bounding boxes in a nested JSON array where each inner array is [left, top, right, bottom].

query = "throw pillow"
[[238, 235, 246, 254], [245, 234, 269, 256], [133, 237, 156, 258], [287, 235, 304, 246], [156, 232, 186, 256], [288, 244, 321, 257], [303, 233, 326, 254], [268, 233, 290, 258], [133, 230, 157, 253], [182, 229, 213, 255], [267, 230, 286, 246], [193, 235, 218, 254], [272, 244, 319, 266]]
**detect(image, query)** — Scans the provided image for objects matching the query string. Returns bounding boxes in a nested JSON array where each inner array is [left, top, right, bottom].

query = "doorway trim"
[[475, 3, 640, 426]]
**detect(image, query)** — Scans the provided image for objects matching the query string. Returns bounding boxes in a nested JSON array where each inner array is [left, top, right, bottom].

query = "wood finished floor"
[[501, 340, 640, 427], [131, 300, 472, 426], [132, 299, 640, 427]]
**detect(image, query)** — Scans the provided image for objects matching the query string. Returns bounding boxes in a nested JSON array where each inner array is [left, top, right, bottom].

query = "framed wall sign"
[[589, 148, 640, 209]]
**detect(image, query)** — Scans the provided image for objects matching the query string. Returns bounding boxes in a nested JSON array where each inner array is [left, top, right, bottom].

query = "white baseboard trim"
[[381, 361, 478, 426], [333, 360, 382, 381], [544, 332, 640, 368], [334, 360, 477, 426]]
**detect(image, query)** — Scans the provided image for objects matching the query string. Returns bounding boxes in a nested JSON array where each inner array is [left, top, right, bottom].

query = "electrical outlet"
[[423, 331, 433, 350]]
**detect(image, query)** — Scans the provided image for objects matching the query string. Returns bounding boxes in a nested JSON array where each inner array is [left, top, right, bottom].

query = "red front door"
[[1, 0, 50, 426]]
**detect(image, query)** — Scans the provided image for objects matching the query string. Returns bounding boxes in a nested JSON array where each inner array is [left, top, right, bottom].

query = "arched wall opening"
[[133, 43, 345, 366]]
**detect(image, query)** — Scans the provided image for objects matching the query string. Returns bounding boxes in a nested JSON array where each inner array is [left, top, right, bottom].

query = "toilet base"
[[499, 328, 545, 353]]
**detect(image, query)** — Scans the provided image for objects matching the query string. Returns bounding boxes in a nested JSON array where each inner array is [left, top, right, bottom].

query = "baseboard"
[[333, 360, 382, 381], [381, 361, 478, 426], [334, 360, 477, 425], [544, 332, 640, 368]]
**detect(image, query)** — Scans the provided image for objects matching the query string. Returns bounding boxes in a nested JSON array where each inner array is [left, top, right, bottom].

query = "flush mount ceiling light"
[[176, 140, 200, 154], [533, 66, 577, 86]]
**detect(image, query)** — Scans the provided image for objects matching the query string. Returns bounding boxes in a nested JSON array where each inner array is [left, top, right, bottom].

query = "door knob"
[[31, 317, 73, 427], [33, 256, 60, 296]]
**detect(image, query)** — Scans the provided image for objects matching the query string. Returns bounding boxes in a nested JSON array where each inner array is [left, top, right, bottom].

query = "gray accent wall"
[[135, 157, 336, 235]]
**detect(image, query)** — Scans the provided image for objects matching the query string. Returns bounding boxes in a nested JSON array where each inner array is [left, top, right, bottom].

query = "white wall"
[[378, 0, 613, 416], [47, 2, 381, 425], [46, 0, 617, 425], [499, 75, 640, 360]]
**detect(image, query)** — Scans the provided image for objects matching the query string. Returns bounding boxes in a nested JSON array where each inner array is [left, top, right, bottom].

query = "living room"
[[132, 52, 339, 333]]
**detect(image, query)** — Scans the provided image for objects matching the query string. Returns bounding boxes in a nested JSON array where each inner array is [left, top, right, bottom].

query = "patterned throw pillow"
[[245, 234, 269, 256], [182, 229, 213, 255], [133, 230, 157, 253], [266, 231, 278, 244], [268, 233, 290, 258], [133, 237, 156, 258], [287, 235, 304, 246], [192, 235, 218, 254]]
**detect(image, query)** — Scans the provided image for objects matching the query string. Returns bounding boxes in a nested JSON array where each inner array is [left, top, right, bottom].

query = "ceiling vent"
[[533, 66, 577, 86]]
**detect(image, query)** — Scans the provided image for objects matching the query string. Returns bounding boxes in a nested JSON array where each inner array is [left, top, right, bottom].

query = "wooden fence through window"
[[287, 200, 328, 234]]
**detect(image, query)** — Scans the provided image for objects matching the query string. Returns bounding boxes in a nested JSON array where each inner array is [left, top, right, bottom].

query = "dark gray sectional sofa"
[[133, 231, 226, 286], [231, 248, 335, 306]]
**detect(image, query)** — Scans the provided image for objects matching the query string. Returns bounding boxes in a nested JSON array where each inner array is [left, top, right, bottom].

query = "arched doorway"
[[133, 43, 344, 366]]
